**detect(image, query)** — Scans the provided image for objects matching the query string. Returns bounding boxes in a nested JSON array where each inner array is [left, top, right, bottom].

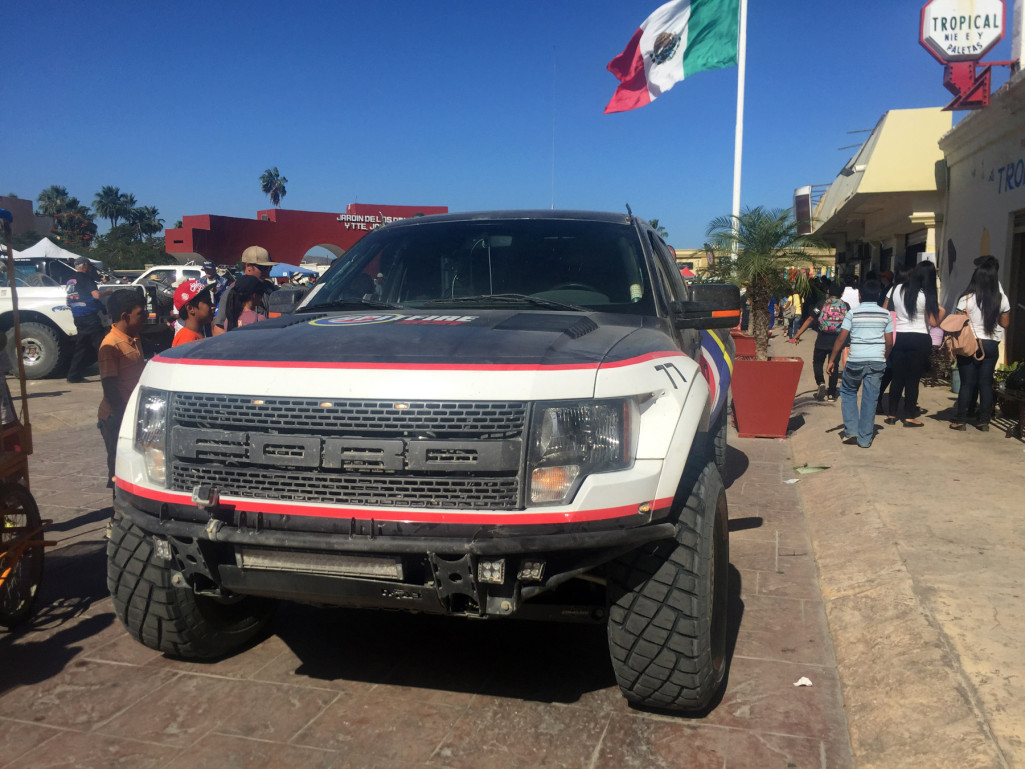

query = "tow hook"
[[191, 484, 220, 510]]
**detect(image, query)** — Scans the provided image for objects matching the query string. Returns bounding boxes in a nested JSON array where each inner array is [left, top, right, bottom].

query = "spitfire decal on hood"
[[309, 314, 480, 327]]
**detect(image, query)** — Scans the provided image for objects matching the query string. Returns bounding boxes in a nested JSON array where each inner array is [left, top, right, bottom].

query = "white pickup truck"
[[1, 257, 80, 378], [109, 210, 741, 713], [1, 256, 171, 378]]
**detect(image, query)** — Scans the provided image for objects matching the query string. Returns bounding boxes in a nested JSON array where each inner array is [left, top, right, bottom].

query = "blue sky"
[[2, 0, 1016, 250]]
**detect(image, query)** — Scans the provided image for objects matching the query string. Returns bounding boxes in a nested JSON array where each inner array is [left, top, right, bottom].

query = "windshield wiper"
[[418, 294, 587, 311], [299, 296, 406, 312]]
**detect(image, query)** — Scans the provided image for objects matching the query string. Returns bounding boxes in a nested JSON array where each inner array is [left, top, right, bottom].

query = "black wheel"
[[702, 401, 729, 477], [0, 483, 45, 628], [7, 322, 68, 379], [607, 457, 729, 711], [106, 511, 275, 658]]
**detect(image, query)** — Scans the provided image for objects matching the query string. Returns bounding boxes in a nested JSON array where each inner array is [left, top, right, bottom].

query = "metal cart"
[[0, 209, 54, 628]]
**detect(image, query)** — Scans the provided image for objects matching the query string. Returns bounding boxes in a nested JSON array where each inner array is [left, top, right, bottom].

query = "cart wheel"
[[0, 483, 45, 628]]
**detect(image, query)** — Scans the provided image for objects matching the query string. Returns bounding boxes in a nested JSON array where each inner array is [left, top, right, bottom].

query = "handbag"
[[939, 312, 984, 361]]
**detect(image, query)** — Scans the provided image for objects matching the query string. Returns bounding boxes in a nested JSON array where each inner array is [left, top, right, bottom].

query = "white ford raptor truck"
[[109, 210, 740, 712]]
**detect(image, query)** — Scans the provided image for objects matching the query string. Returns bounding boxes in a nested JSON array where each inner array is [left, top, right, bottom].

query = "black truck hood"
[[157, 310, 673, 368]]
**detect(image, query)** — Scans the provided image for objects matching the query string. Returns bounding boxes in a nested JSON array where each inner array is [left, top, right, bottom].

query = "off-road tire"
[[606, 457, 729, 711], [7, 321, 68, 379], [106, 511, 275, 658], [0, 483, 45, 628], [703, 400, 729, 477]]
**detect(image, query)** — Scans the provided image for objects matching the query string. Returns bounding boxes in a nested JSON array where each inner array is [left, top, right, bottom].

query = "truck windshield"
[[1, 263, 61, 288], [300, 218, 655, 314]]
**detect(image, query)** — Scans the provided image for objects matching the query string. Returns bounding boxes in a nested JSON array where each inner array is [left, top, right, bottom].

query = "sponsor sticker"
[[309, 314, 478, 327]]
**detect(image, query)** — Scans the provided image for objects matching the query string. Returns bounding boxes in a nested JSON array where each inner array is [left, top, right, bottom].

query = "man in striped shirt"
[[827, 280, 894, 448]]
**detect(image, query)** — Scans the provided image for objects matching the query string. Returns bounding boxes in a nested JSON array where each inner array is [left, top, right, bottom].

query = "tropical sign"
[[920, 0, 1005, 62]]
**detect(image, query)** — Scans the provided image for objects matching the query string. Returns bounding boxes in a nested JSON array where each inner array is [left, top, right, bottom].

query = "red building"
[[164, 202, 448, 266]]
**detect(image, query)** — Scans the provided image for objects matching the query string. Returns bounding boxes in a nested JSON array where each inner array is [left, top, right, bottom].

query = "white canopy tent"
[[11, 237, 103, 269]]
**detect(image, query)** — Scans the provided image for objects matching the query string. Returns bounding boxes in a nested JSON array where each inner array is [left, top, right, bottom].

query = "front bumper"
[[116, 486, 677, 620]]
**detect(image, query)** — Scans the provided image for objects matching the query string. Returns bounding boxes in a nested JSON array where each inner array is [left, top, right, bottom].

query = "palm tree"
[[260, 167, 288, 208], [705, 207, 823, 361], [648, 219, 669, 239], [94, 185, 125, 228], [127, 206, 164, 240], [37, 185, 70, 216]]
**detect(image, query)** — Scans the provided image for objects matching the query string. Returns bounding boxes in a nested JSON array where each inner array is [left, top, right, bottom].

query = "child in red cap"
[[172, 280, 214, 347]]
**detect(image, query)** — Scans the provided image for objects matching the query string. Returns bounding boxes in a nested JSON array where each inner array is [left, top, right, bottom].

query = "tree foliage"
[[93, 186, 140, 229], [125, 205, 164, 241], [51, 210, 97, 251], [32, 184, 170, 269], [36, 185, 70, 216], [648, 219, 668, 239], [93, 231, 168, 271], [705, 206, 823, 361], [260, 167, 288, 207]]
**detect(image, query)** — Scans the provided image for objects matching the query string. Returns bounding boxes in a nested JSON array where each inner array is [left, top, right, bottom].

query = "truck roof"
[[381, 209, 636, 228]]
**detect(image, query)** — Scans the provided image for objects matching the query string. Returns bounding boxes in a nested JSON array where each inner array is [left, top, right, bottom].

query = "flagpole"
[[732, 0, 748, 233]]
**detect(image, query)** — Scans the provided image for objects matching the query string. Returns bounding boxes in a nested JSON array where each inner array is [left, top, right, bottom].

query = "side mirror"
[[267, 286, 311, 317], [670, 284, 742, 330]]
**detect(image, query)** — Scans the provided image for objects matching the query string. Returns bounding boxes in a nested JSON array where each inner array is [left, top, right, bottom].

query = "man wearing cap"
[[66, 256, 107, 383], [200, 260, 229, 306], [212, 245, 278, 336]]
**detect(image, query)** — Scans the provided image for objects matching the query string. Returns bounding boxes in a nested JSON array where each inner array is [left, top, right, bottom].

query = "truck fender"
[[0, 309, 76, 340], [651, 373, 712, 504]]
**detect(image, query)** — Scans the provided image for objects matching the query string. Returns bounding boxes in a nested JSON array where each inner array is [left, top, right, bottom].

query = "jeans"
[[956, 339, 1000, 422], [840, 359, 887, 447], [785, 316, 799, 339]]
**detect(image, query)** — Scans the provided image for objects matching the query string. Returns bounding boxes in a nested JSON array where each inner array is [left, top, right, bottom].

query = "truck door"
[[646, 232, 699, 357]]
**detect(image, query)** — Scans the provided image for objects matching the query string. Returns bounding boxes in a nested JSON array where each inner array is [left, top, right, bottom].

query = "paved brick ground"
[[0, 376, 853, 768]]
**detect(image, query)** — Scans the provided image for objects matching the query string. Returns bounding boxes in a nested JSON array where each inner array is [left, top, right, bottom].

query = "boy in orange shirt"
[[98, 290, 147, 488], [172, 280, 214, 347]]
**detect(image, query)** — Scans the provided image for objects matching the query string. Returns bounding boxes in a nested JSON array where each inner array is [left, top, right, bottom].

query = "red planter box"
[[731, 356, 804, 438], [730, 331, 757, 358]]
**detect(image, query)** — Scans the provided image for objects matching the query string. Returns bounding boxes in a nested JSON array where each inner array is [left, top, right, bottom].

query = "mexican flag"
[[604, 0, 739, 114]]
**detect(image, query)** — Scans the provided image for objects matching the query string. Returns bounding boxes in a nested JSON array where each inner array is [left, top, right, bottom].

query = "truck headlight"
[[527, 399, 635, 505], [134, 387, 168, 486]]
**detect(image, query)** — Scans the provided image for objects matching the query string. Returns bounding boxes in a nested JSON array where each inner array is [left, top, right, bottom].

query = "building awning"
[[813, 108, 952, 242]]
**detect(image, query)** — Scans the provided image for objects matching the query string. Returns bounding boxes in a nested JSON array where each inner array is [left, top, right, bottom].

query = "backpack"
[[939, 312, 984, 361], [817, 298, 847, 334]]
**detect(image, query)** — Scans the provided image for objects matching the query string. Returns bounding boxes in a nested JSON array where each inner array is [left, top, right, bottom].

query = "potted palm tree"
[[704, 207, 822, 437]]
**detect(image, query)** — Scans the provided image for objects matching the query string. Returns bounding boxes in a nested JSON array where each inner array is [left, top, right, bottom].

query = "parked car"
[[1, 256, 172, 377]]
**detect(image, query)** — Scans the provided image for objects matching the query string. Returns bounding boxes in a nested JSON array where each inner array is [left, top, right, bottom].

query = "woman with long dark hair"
[[876, 265, 912, 413], [949, 256, 1011, 431], [884, 260, 946, 426], [224, 275, 270, 331]]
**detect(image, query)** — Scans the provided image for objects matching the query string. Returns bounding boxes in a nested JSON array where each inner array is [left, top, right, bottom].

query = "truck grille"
[[168, 394, 527, 509], [171, 393, 526, 436]]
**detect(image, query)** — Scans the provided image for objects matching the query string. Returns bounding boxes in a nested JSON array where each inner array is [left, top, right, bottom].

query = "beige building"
[[939, 71, 1025, 364], [808, 107, 953, 279], [802, 90, 1025, 366]]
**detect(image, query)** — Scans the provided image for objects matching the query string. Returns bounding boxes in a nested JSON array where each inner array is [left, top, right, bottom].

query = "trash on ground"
[[794, 464, 830, 474], [784, 478, 800, 484], [793, 677, 814, 687]]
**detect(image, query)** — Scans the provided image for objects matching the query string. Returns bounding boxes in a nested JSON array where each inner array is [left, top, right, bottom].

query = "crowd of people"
[[62, 244, 287, 488], [785, 256, 1011, 448]]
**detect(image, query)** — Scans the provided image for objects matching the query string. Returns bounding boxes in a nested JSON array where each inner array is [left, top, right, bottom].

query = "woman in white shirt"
[[949, 256, 1011, 431], [884, 261, 946, 426]]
